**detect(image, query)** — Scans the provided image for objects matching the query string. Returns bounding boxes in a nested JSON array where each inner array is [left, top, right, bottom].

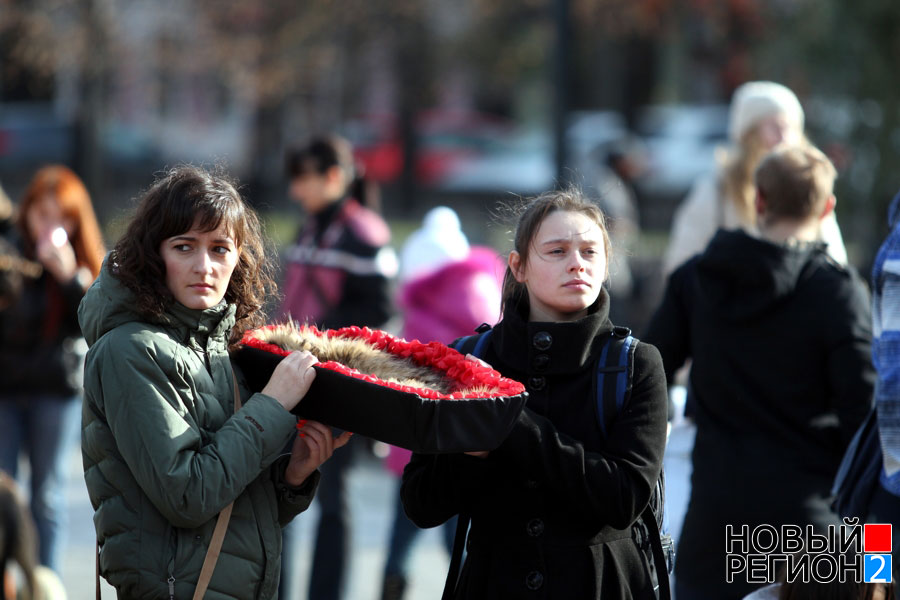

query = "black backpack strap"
[[596, 328, 671, 598], [595, 326, 635, 437], [443, 325, 493, 599], [450, 326, 493, 359]]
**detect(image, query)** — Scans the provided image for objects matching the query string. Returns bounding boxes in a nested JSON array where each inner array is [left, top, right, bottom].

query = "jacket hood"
[[79, 256, 235, 348], [693, 229, 827, 321]]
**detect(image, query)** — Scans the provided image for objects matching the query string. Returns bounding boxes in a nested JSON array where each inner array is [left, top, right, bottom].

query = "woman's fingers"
[[301, 421, 353, 458], [334, 431, 354, 450]]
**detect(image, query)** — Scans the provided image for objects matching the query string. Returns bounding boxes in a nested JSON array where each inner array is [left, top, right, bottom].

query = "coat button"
[[526, 571, 544, 590], [526, 518, 544, 537], [532, 331, 553, 351], [528, 376, 546, 391], [532, 354, 550, 371]]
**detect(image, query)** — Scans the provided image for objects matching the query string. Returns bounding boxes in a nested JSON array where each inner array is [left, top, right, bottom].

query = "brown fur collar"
[[245, 323, 500, 396]]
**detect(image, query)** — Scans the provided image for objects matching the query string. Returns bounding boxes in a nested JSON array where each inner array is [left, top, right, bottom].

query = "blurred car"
[[436, 110, 629, 196], [631, 104, 729, 202], [342, 109, 513, 187], [0, 103, 73, 168]]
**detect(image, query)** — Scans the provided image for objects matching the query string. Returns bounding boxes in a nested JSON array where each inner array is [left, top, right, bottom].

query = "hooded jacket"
[[663, 173, 848, 276], [79, 261, 318, 600], [279, 197, 396, 330], [645, 229, 874, 599], [401, 292, 669, 599]]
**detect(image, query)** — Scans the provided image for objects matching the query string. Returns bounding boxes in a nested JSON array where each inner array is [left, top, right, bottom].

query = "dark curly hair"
[[109, 165, 277, 348]]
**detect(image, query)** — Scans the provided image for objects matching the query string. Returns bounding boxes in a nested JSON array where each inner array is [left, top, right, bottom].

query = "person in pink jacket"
[[379, 206, 504, 600]]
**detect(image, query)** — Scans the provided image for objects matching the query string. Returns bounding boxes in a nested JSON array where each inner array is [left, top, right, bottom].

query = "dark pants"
[[280, 435, 359, 600], [382, 483, 456, 579]]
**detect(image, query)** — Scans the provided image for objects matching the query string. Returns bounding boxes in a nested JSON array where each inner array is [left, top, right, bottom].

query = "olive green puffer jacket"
[[79, 262, 317, 599]]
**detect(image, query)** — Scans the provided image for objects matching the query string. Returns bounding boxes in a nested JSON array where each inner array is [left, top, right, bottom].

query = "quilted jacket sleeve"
[[88, 329, 299, 529]]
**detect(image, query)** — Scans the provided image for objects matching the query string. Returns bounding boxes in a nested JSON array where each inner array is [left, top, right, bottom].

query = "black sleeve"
[[401, 343, 669, 531], [488, 342, 668, 529], [400, 451, 500, 528], [824, 270, 876, 447], [643, 262, 694, 384], [320, 271, 393, 330]]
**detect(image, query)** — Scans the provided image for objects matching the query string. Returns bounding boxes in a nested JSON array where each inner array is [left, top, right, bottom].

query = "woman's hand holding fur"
[[262, 350, 318, 412], [284, 421, 353, 486]]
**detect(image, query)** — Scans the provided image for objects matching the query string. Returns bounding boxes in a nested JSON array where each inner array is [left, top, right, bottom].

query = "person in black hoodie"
[[645, 143, 875, 599], [401, 189, 669, 599]]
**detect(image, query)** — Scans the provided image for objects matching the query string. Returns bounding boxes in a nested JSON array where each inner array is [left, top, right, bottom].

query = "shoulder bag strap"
[[96, 539, 100, 600], [643, 505, 672, 600], [191, 372, 242, 600]]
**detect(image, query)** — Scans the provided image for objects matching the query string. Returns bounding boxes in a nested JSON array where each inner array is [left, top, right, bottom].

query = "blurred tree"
[[2, 0, 898, 250]]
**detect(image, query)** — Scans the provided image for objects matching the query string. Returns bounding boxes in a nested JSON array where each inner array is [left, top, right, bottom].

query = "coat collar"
[[493, 289, 613, 374], [163, 300, 235, 351]]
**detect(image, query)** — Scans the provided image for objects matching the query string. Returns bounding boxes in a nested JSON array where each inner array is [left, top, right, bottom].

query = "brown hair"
[[17, 165, 105, 279], [109, 165, 277, 348], [501, 188, 612, 316], [754, 143, 836, 223]]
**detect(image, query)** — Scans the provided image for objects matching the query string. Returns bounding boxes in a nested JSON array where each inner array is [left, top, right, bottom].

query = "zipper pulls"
[[168, 575, 175, 599]]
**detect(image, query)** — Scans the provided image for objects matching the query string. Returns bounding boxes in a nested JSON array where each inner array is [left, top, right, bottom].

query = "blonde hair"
[[754, 143, 836, 222], [719, 126, 812, 226]]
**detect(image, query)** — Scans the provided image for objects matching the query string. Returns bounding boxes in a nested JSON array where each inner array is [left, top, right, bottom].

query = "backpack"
[[444, 325, 673, 600], [831, 406, 882, 520]]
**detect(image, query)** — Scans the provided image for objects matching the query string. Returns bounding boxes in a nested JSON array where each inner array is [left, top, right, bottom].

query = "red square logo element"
[[865, 524, 892, 553]]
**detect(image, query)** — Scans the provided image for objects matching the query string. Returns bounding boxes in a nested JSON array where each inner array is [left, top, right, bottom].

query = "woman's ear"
[[508, 251, 526, 283]]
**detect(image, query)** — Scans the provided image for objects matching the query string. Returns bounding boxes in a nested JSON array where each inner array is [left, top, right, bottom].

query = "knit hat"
[[728, 81, 804, 142], [399, 206, 470, 282]]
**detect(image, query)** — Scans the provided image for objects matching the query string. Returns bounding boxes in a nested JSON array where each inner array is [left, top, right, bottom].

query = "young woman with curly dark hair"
[[78, 165, 351, 599]]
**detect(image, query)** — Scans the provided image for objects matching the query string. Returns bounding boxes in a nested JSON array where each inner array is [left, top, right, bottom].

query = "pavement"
[[53, 423, 696, 600]]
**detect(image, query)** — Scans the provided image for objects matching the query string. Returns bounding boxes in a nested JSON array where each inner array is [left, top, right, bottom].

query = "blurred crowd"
[[0, 79, 898, 600]]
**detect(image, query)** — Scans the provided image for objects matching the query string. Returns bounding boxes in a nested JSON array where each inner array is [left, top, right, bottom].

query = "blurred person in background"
[[278, 135, 397, 600], [867, 188, 900, 565], [379, 206, 503, 600], [0, 182, 12, 234], [585, 137, 646, 327], [663, 80, 847, 276], [645, 144, 874, 599], [1, 471, 67, 600], [0, 183, 23, 310], [0, 165, 104, 575]]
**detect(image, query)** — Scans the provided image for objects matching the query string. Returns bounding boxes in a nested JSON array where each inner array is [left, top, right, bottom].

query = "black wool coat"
[[644, 229, 875, 600], [401, 293, 669, 599]]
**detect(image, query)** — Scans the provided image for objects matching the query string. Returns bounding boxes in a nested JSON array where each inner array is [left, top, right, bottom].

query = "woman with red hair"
[[0, 165, 104, 575]]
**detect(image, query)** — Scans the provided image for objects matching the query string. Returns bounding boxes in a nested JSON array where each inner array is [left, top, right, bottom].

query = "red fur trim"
[[240, 325, 525, 400]]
